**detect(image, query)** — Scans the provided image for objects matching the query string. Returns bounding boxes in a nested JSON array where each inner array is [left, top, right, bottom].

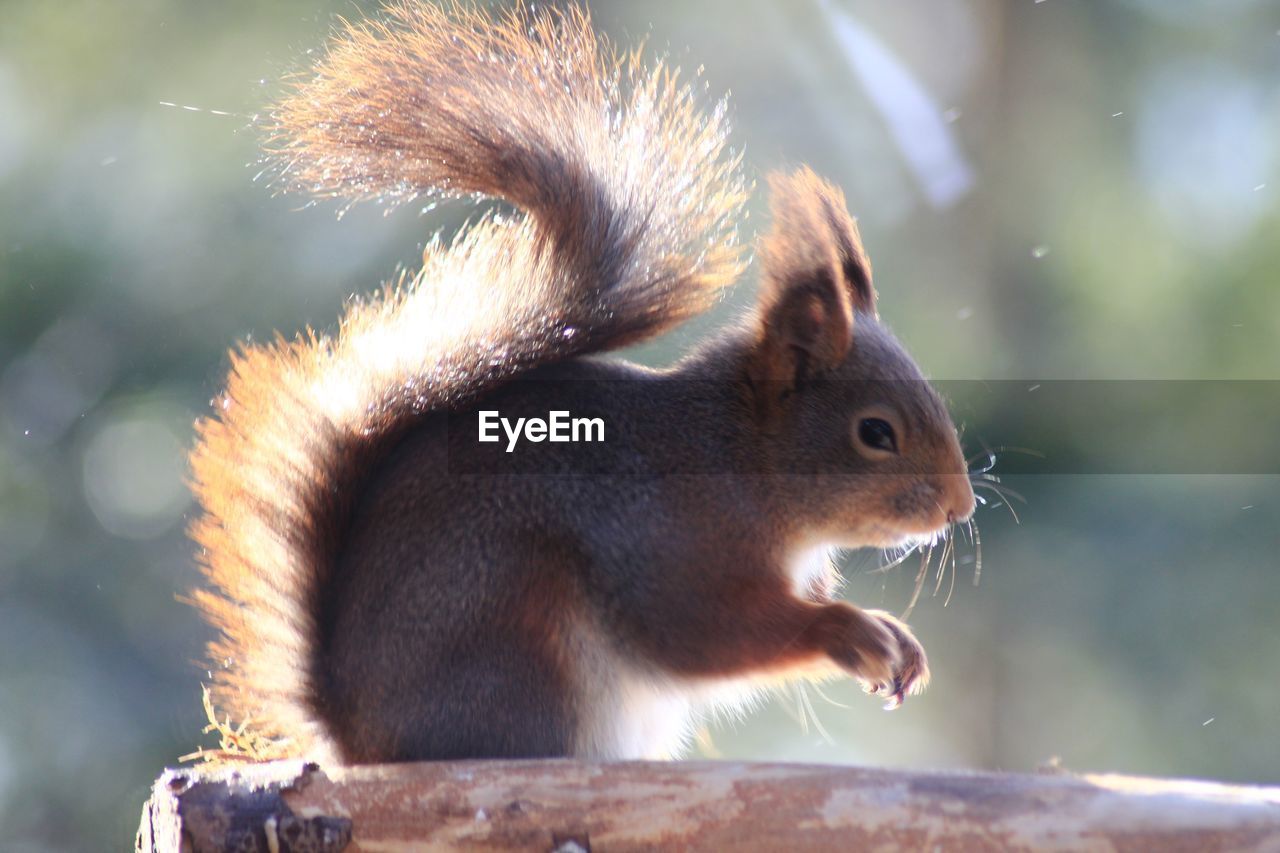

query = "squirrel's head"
[[745, 168, 975, 549]]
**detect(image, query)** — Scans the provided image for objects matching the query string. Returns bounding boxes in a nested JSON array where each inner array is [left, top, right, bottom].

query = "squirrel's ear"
[[810, 174, 875, 318], [748, 169, 873, 416]]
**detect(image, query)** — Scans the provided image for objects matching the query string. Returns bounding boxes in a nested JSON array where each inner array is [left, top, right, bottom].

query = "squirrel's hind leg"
[[320, 547, 586, 763], [323, 621, 583, 763]]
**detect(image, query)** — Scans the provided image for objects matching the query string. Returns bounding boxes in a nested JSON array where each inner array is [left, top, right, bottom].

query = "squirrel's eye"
[[857, 417, 898, 453]]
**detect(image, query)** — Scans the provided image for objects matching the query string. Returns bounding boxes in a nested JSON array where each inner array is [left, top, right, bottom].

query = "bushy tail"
[[190, 0, 748, 756], [269, 0, 748, 348]]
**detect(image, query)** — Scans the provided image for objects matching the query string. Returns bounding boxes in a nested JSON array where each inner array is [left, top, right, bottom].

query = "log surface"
[[136, 758, 1280, 852]]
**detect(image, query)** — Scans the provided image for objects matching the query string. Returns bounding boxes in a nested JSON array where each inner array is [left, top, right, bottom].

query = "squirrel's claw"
[[883, 676, 907, 710], [859, 610, 930, 709]]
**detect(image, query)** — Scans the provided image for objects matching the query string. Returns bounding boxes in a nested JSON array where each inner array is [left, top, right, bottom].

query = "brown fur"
[[191, 0, 974, 763]]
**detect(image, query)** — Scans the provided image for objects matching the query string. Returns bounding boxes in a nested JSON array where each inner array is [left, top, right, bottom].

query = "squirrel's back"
[[189, 1, 747, 757]]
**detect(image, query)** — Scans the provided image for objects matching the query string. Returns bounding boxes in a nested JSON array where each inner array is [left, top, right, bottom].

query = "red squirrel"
[[190, 1, 976, 764]]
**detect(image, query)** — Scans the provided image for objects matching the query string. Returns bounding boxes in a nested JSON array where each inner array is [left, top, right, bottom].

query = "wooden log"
[[136, 758, 1280, 852]]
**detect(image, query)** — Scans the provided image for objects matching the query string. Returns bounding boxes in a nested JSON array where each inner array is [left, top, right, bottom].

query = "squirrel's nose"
[[942, 476, 977, 525]]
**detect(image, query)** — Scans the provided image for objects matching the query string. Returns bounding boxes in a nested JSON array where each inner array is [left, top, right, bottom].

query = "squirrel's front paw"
[[859, 610, 930, 709], [824, 607, 900, 688]]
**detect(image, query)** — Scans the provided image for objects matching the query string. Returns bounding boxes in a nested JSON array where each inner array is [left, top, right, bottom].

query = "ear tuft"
[[762, 167, 875, 318], [747, 168, 875, 419], [812, 177, 875, 317]]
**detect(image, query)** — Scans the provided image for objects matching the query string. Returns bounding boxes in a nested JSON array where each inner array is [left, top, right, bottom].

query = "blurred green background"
[[1, 0, 1278, 848]]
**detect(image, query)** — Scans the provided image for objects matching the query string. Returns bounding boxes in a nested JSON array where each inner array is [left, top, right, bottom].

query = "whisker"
[[798, 683, 836, 745], [966, 447, 998, 474], [972, 482, 1022, 523], [969, 518, 982, 587], [781, 683, 807, 732], [971, 476, 1027, 504], [977, 445, 1045, 461], [869, 541, 924, 575], [933, 528, 955, 598], [998, 498, 1020, 525], [796, 683, 815, 737], [795, 682, 810, 736], [901, 543, 933, 620], [808, 680, 852, 710], [965, 444, 1046, 469], [943, 528, 959, 607]]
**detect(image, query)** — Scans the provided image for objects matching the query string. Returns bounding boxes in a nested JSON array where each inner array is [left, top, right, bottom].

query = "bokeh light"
[[81, 404, 191, 541]]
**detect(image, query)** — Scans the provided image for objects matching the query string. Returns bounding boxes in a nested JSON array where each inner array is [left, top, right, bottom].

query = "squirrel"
[[189, 0, 976, 765]]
